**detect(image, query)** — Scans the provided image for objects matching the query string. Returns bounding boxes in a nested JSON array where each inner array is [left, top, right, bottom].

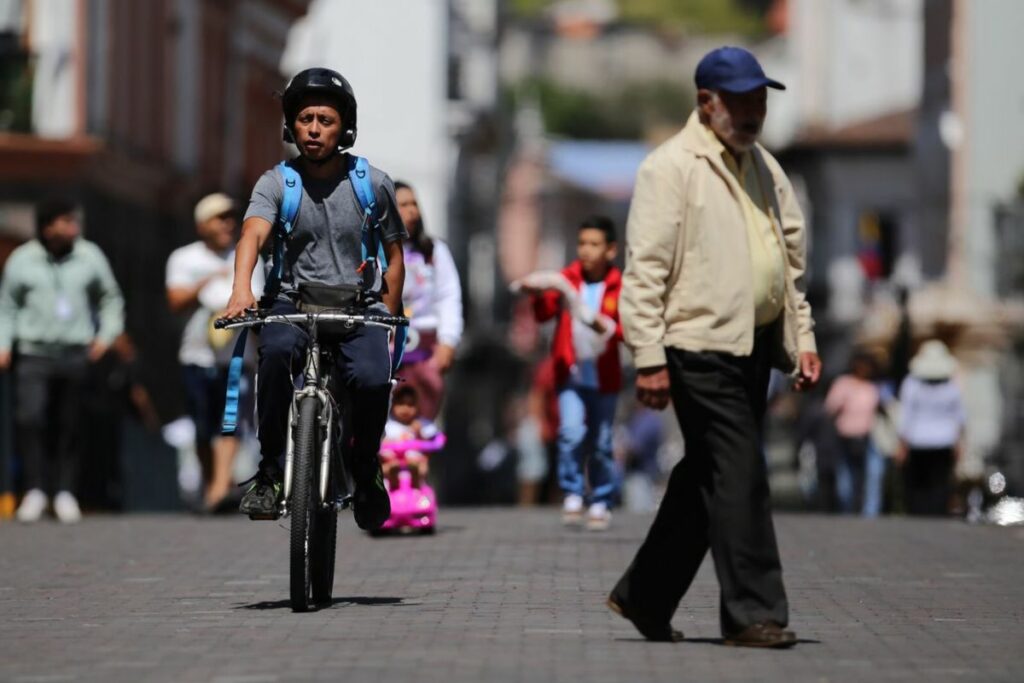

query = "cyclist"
[[223, 68, 407, 530]]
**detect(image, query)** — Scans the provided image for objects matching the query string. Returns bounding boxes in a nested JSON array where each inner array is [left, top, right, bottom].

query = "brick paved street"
[[1, 509, 1022, 683]]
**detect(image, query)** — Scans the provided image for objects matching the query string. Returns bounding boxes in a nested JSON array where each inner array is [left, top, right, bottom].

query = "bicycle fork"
[[282, 340, 335, 515]]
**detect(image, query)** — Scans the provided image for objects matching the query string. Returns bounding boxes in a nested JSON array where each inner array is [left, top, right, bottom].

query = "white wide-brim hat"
[[910, 340, 957, 381]]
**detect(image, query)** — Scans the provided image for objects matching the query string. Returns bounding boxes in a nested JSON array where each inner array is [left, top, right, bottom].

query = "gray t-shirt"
[[244, 156, 407, 302]]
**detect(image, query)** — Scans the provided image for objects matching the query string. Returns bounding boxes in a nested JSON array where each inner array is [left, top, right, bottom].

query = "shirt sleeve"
[[773, 163, 817, 354], [620, 153, 685, 369], [89, 245, 126, 345], [897, 377, 916, 440], [419, 419, 439, 440], [950, 382, 967, 432], [165, 248, 192, 288], [824, 376, 848, 416], [0, 254, 23, 352], [243, 169, 283, 226], [430, 240, 464, 348]]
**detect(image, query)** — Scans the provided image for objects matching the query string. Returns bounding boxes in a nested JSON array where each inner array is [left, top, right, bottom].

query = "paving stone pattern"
[[1, 510, 1022, 682]]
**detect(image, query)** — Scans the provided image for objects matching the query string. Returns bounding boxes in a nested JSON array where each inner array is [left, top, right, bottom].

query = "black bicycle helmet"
[[280, 67, 357, 150]]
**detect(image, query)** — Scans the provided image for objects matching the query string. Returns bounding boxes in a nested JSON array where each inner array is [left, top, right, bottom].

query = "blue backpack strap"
[[272, 161, 303, 285], [347, 155, 388, 275], [346, 155, 408, 374], [391, 324, 408, 374], [222, 162, 302, 435], [221, 328, 248, 435]]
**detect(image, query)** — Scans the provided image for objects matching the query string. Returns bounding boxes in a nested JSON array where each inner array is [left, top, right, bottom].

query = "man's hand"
[[223, 288, 257, 320], [87, 340, 109, 363], [431, 343, 456, 374], [793, 351, 822, 392], [0, 350, 11, 372], [636, 365, 671, 410]]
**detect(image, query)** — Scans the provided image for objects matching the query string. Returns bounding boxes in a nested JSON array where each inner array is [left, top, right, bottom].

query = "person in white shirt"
[[165, 193, 264, 511], [392, 181, 463, 420], [896, 340, 965, 515]]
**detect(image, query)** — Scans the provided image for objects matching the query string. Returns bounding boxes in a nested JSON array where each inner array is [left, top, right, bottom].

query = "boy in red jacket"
[[528, 216, 623, 530]]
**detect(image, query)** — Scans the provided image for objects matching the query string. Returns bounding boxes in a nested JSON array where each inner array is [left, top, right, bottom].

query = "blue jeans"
[[557, 384, 618, 505], [862, 439, 886, 517]]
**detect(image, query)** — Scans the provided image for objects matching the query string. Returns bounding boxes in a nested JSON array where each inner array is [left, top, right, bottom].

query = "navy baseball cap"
[[695, 46, 785, 93]]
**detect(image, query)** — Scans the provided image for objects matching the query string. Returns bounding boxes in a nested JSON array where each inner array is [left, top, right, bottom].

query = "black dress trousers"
[[612, 333, 788, 637]]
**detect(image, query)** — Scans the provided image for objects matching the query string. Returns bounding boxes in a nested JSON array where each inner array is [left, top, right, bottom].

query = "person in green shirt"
[[0, 199, 125, 523]]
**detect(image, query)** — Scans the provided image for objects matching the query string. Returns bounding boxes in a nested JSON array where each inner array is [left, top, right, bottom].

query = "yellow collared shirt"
[[703, 125, 787, 327]]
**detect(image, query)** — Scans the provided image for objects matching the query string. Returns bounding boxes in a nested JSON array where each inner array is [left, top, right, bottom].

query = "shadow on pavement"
[[613, 637, 822, 647], [237, 596, 406, 610], [678, 637, 822, 647]]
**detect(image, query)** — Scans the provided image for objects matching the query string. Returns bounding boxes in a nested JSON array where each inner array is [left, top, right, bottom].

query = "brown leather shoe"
[[606, 594, 684, 643], [724, 622, 797, 649]]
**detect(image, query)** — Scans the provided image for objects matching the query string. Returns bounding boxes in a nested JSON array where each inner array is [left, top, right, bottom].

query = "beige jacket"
[[621, 111, 817, 373]]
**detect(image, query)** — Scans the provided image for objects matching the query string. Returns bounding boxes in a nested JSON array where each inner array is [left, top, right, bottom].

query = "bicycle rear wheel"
[[289, 394, 319, 612]]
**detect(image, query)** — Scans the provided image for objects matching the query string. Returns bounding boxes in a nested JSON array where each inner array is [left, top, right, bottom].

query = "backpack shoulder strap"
[[277, 161, 302, 236], [347, 155, 389, 274], [346, 155, 408, 373]]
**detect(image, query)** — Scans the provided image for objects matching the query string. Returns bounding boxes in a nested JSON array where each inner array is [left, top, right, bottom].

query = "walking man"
[[166, 193, 263, 512], [0, 200, 125, 523], [607, 47, 821, 647]]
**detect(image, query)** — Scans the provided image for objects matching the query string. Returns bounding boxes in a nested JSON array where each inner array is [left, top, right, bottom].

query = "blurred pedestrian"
[[824, 350, 880, 514], [393, 181, 463, 420], [518, 356, 560, 506], [0, 199, 125, 523], [79, 333, 161, 511], [524, 216, 623, 531], [166, 193, 263, 512], [608, 47, 821, 647], [896, 340, 965, 515]]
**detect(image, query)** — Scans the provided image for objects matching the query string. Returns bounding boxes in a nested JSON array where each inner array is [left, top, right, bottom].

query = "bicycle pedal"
[[336, 494, 353, 511]]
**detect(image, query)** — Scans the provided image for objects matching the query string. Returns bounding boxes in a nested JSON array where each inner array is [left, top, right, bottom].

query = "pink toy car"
[[377, 433, 446, 534]]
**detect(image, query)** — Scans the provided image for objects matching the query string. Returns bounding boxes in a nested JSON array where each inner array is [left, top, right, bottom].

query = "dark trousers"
[[15, 351, 89, 494], [256, 300, 392, 479], [903, 448, 954, 516], [612, 336, 788, 637]]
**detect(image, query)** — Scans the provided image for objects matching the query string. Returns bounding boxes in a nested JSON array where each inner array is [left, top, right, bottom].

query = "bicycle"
[[215, 307, 409, 612]]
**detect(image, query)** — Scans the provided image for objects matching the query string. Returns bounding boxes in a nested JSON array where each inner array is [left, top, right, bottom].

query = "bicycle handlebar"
[[214, 309, 410, 331]]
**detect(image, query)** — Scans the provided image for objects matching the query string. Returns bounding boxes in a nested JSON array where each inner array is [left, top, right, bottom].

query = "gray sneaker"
[[239, 471, 282, 520]]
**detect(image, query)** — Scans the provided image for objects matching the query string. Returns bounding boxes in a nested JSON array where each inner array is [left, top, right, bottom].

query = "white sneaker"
[[53, 491, 82, 524], [562, 494, 584, 526], [16, 489, 48, 523], [586, 502, 611, 531]]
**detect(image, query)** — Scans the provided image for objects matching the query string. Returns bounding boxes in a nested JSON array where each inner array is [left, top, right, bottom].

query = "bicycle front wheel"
[[290, 394, 320, 612], [311, 419, 339, 604]]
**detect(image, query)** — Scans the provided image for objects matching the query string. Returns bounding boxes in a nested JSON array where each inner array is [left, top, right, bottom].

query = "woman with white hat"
[[896, 340, 965, 515]]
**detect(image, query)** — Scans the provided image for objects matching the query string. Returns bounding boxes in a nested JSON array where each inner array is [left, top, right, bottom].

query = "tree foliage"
[[513, 77, 692, 140], [508, 0, 764, 36]]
